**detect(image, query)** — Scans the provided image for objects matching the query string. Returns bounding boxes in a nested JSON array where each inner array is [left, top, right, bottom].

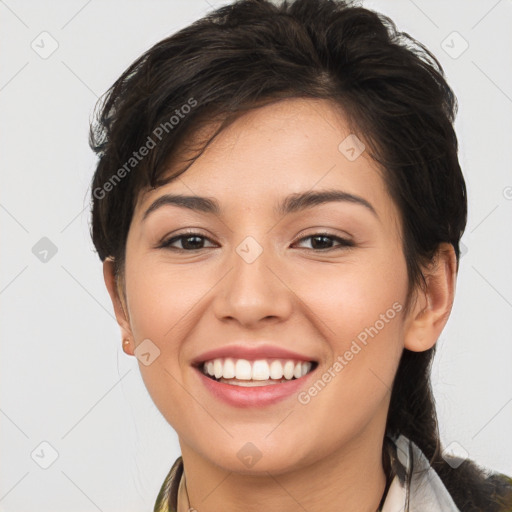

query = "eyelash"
[[158, 230, 355, 252]]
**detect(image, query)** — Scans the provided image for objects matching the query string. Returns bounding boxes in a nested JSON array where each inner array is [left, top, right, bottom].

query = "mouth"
[[193, 357, 319, 387]]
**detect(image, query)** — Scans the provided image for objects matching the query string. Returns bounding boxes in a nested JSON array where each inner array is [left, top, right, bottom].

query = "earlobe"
[[103, 258, 134, 355], [403, 243, 457, 353]]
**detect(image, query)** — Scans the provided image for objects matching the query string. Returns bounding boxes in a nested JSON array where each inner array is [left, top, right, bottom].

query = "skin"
[[103, 98, 457, 512]]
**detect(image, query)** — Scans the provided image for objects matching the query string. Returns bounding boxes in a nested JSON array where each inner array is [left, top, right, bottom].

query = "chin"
[[195, 436, 313, 476]]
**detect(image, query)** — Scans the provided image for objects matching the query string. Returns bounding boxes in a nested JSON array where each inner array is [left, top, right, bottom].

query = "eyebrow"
[[141, 189, 378, 221]]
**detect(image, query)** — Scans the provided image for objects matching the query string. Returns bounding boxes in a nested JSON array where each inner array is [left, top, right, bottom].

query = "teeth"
[[252, 360, 270, 380], [214, 359, 223, 379], [235, 359, 252, 380], [202, 358, 313, 382], [219, 378, 289, 386], [223, 357, 235, 379], [293, 362, 302, 379], [269, 360, 283, 379], [283, 360, 295, 380]]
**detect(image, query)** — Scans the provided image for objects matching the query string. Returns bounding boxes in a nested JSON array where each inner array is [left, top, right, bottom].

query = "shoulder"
[[388, 435, 512, 512], [485, 471, 512, 509], [154, 456, 183, 512]]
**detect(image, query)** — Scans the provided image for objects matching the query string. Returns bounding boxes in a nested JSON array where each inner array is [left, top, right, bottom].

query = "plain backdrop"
[[1, 0, 511, 510]]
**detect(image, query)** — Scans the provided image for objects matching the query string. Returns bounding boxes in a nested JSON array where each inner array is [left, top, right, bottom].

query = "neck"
[[178, 425, 388, 512]]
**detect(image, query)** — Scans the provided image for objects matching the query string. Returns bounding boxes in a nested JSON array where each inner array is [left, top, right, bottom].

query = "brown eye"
[[159, 232, 216, 251], [293, 233, 354, 251]]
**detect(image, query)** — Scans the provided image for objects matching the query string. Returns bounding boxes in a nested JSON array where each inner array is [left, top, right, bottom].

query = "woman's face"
[[116, 98, 414, 474]]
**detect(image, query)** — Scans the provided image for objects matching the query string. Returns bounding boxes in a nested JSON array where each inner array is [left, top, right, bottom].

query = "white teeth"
[[269, 360, 283, 379], [219, 378, 288, 387], [214, 359, 223, 379], [223, 357, 235, 379], [283, 360, 295, 380], [293, 362, 302, 379], [202, 357, 314, 382], [235, 359, 252, 380], [251, 360, 270, 380]]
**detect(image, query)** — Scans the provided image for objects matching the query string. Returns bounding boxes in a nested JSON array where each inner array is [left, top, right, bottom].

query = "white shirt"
[[381, 434, 460, 511]]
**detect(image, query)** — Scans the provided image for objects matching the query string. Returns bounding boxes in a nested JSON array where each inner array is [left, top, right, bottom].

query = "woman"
[[89, 0, 512, 510]]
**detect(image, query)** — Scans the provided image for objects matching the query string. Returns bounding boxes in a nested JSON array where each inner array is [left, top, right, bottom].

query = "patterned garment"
[[153, 435, 512, 511]]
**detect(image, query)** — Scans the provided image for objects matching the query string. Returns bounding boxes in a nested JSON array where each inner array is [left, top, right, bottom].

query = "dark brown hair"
[[89, 0, 512, 509]]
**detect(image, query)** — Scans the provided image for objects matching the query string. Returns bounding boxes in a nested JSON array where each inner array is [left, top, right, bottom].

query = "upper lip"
[[191, 344, 318, 366]]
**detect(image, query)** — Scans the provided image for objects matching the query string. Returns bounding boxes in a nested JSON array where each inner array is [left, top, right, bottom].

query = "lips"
[[194, 362, 318, 407], [190, 343, 319, 407]]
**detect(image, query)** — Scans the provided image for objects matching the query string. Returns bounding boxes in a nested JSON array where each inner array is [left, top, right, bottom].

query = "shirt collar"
[[381, 434, 460, 511]]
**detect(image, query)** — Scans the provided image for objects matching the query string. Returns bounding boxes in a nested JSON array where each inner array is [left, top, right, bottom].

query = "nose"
[[211, 243, 294, 329]]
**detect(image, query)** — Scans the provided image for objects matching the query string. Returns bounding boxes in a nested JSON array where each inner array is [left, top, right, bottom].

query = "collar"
[[381, 434, 460, 511], [154, 434, 460, 512]]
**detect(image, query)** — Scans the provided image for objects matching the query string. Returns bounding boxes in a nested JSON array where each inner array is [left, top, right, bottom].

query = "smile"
[[193, 357, 319, 408], [201, 357, 316, 386]]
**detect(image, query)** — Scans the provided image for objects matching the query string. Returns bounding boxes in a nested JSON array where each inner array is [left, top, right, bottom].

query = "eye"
[[158, 231, 216, 251], [292, 232, 354, 251], [157, 231, 354, 252]]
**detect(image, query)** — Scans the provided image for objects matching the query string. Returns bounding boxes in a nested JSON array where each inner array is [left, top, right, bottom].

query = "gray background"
[[1, 0, 511, 510]]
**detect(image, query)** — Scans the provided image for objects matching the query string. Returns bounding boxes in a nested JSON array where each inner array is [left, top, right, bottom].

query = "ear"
[[403, 243, 457, 352], [103, 258, 134, 355]]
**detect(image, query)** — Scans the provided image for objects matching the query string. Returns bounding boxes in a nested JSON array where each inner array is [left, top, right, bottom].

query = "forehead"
[[134, 98, 397, 227]]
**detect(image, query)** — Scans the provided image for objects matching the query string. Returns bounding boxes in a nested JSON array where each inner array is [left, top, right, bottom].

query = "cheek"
[[124, 259, 205, 344], [122, 261, 207, 428], [289, 248, 408, 348], [289, 252, 407, 419]]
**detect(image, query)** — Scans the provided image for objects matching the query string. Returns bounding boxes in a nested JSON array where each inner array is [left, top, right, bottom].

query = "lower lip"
[[195, 367, 317, 408]]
